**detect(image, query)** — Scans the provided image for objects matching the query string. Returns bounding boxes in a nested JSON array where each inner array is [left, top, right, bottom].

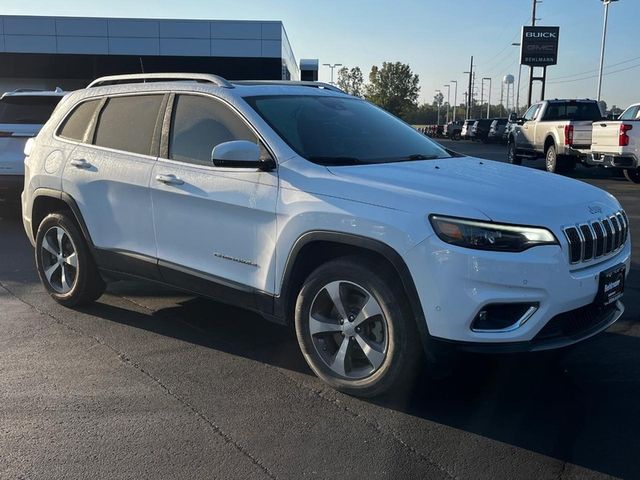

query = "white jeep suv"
[[22, 73, 631, 397]]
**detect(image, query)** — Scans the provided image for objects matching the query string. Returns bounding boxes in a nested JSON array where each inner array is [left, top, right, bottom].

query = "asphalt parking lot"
[[1, 141, 639, 479]]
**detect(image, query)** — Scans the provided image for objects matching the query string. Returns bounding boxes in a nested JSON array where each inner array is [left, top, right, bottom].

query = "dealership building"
[[0, 15, 318, 92]]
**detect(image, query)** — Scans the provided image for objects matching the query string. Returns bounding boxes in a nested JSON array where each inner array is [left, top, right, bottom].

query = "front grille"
[[563, 210, 628, 264], [536, 302, 618, 340]]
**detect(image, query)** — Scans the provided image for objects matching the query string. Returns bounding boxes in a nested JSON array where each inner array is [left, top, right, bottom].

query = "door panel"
[[151, 93, 278, 294], [151, 160, 277, 293]]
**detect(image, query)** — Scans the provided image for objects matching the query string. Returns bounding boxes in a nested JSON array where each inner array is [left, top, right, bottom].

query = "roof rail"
[[232, 80, 345, 94], [87, 73, 234, 89]]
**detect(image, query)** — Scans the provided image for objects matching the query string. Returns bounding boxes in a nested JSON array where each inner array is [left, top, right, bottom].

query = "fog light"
[[471, 303, 538, 333]]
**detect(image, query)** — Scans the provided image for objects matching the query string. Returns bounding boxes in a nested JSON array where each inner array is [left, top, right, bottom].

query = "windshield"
[[245, 95, 451, 166], [542, 102, 603, 121], [0, 95, 62, 124]]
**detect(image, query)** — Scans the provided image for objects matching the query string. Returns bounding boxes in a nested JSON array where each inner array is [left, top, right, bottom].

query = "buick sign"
[[520, 26, 560, 66]]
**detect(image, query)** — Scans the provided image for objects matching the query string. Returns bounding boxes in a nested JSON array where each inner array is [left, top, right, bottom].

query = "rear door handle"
[[70, 158, 91, 169], [155, 173, 184, 186]]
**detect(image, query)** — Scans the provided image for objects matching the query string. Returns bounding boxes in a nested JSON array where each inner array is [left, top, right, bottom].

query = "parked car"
[[0, 88, 66, 203], [22, 73, 630, 398], [471, 118, 495, 143], [461, 119, 476, 140], [488, 118, 508, 143], [443, 120, 463, 140], [589, 102, 640, 184], [506, 99, 604, 174]]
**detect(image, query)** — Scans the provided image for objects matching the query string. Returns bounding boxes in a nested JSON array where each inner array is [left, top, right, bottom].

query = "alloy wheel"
[[308, 280, 388, 379], [41, 226, 78, 294]]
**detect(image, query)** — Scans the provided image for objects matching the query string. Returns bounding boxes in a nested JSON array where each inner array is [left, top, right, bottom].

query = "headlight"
[[429, 215, 558, 252]]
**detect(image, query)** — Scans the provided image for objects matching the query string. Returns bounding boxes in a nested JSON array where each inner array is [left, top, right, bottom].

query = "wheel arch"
[[544, 135, 556, 153], [31, 189, 94, 248], [276, 231, 428, 335]]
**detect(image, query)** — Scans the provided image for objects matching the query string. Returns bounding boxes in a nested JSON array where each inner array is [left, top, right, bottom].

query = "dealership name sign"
[[520, 26, 560, 66]]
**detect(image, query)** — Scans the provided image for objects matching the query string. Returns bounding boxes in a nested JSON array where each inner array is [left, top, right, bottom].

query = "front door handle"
[[70, 158, 91, 169], [155, 173, 185, 186]]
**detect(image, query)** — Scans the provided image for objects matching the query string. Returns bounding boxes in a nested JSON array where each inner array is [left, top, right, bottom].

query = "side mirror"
[[211, 140, 274, 170], [508, 112, 518, 123]]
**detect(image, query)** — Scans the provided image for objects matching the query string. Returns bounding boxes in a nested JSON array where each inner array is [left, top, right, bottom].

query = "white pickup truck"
[[506, 99, 604, 174], [589, 103, 640, 184]]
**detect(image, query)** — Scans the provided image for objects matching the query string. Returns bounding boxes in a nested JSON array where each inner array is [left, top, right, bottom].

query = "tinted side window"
[[58, 99, 101, 142], [523, 104, 539, 121], [94, 95, 163, 156], [169, 94, 257, 166]]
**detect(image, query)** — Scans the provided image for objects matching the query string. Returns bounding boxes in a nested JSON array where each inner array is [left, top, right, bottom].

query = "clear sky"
[[4, 0, 640, 109]]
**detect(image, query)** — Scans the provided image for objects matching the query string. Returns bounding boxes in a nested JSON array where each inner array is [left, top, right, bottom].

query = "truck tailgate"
[[571, 120, 595, 149], [592, 121, 623, 155]]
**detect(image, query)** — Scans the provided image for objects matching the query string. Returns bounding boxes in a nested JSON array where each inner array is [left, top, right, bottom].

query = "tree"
[[364, 62, 420, 117], [336, 66, 364, 97]]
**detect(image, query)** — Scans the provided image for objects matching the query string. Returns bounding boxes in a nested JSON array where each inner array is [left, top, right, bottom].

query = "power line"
[[550, 55, 640, 81], [548, 62, 640, 84]]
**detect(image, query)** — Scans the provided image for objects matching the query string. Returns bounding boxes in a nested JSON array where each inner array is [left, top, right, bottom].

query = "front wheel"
[[35, 212, 105, 307], [294, 257, 422, 398], [507, 141, 522, 165], [624, 168, 640, 184]]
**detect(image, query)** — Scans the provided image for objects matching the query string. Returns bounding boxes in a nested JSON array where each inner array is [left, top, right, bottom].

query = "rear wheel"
[[35, 212, 105, 307], [294, 257, 422, 398], [624, 168, 640, 184], [545, 144, 576, 174], [507, 141, 522, 165]]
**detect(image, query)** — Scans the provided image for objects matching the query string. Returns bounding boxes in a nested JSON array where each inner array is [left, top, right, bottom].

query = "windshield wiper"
[[392, 154, 443, 162], [307, 156, 363, 166]]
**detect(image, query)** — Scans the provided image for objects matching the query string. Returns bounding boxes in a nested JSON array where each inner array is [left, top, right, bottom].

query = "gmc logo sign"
[[526, 32, 557, 38]]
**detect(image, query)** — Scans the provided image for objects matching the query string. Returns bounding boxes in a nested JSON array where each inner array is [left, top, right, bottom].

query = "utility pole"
[[322, 63, 343, 85], [597, 0, 619, 102], [465, 56, 473, 120], [483, 77, 492, 119], [450, 80, 458, 122]]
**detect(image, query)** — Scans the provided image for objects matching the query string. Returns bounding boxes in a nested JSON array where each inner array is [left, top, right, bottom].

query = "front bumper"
[[405, 235, 631, 347], [0, 174, 24, 202]]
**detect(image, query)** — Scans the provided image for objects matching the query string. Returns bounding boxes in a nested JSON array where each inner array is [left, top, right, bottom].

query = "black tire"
[[624, 168, 640, 184], [545, 144, 576, 174], [452, 132, 461, 141], [294, 256, 422, 398], [35, 212, 105, 307], [507, 140, 523, 165]]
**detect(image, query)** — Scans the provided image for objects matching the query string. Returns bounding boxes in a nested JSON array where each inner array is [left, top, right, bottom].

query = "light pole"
[[512, 42, 522, 114], [450, 80, 458, 122], [322, 63, 343, 85], [444, 84, 451, 123], [597, 0, 619, 102], [482, 77, 491, 118]]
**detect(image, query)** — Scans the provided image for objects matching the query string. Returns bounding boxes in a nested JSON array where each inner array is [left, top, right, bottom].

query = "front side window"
[[169, 94, 258, 166], [523, 104, 539, 121], [58, 99, 101, 142], [0, 95, 62, 124], [94, 94, 163, 156], [244, 95, 451, 166]]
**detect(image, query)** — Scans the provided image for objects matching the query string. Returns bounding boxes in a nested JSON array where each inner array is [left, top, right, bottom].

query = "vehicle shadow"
[[81, 265, 640, 479]]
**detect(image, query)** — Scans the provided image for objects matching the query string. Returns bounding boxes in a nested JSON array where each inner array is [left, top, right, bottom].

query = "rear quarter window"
[[57, 99, 101, 142]]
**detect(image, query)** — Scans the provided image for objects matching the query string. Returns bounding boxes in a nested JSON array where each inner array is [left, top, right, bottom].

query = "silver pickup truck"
[[506, 99, 604, 174], [589, 103, 640, 184]]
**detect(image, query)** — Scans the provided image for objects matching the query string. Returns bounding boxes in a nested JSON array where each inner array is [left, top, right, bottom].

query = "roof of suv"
[[83, 73, 348, 99]]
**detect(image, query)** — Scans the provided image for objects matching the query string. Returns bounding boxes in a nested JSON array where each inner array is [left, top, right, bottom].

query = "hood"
[[327, 157, 621, 227]]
